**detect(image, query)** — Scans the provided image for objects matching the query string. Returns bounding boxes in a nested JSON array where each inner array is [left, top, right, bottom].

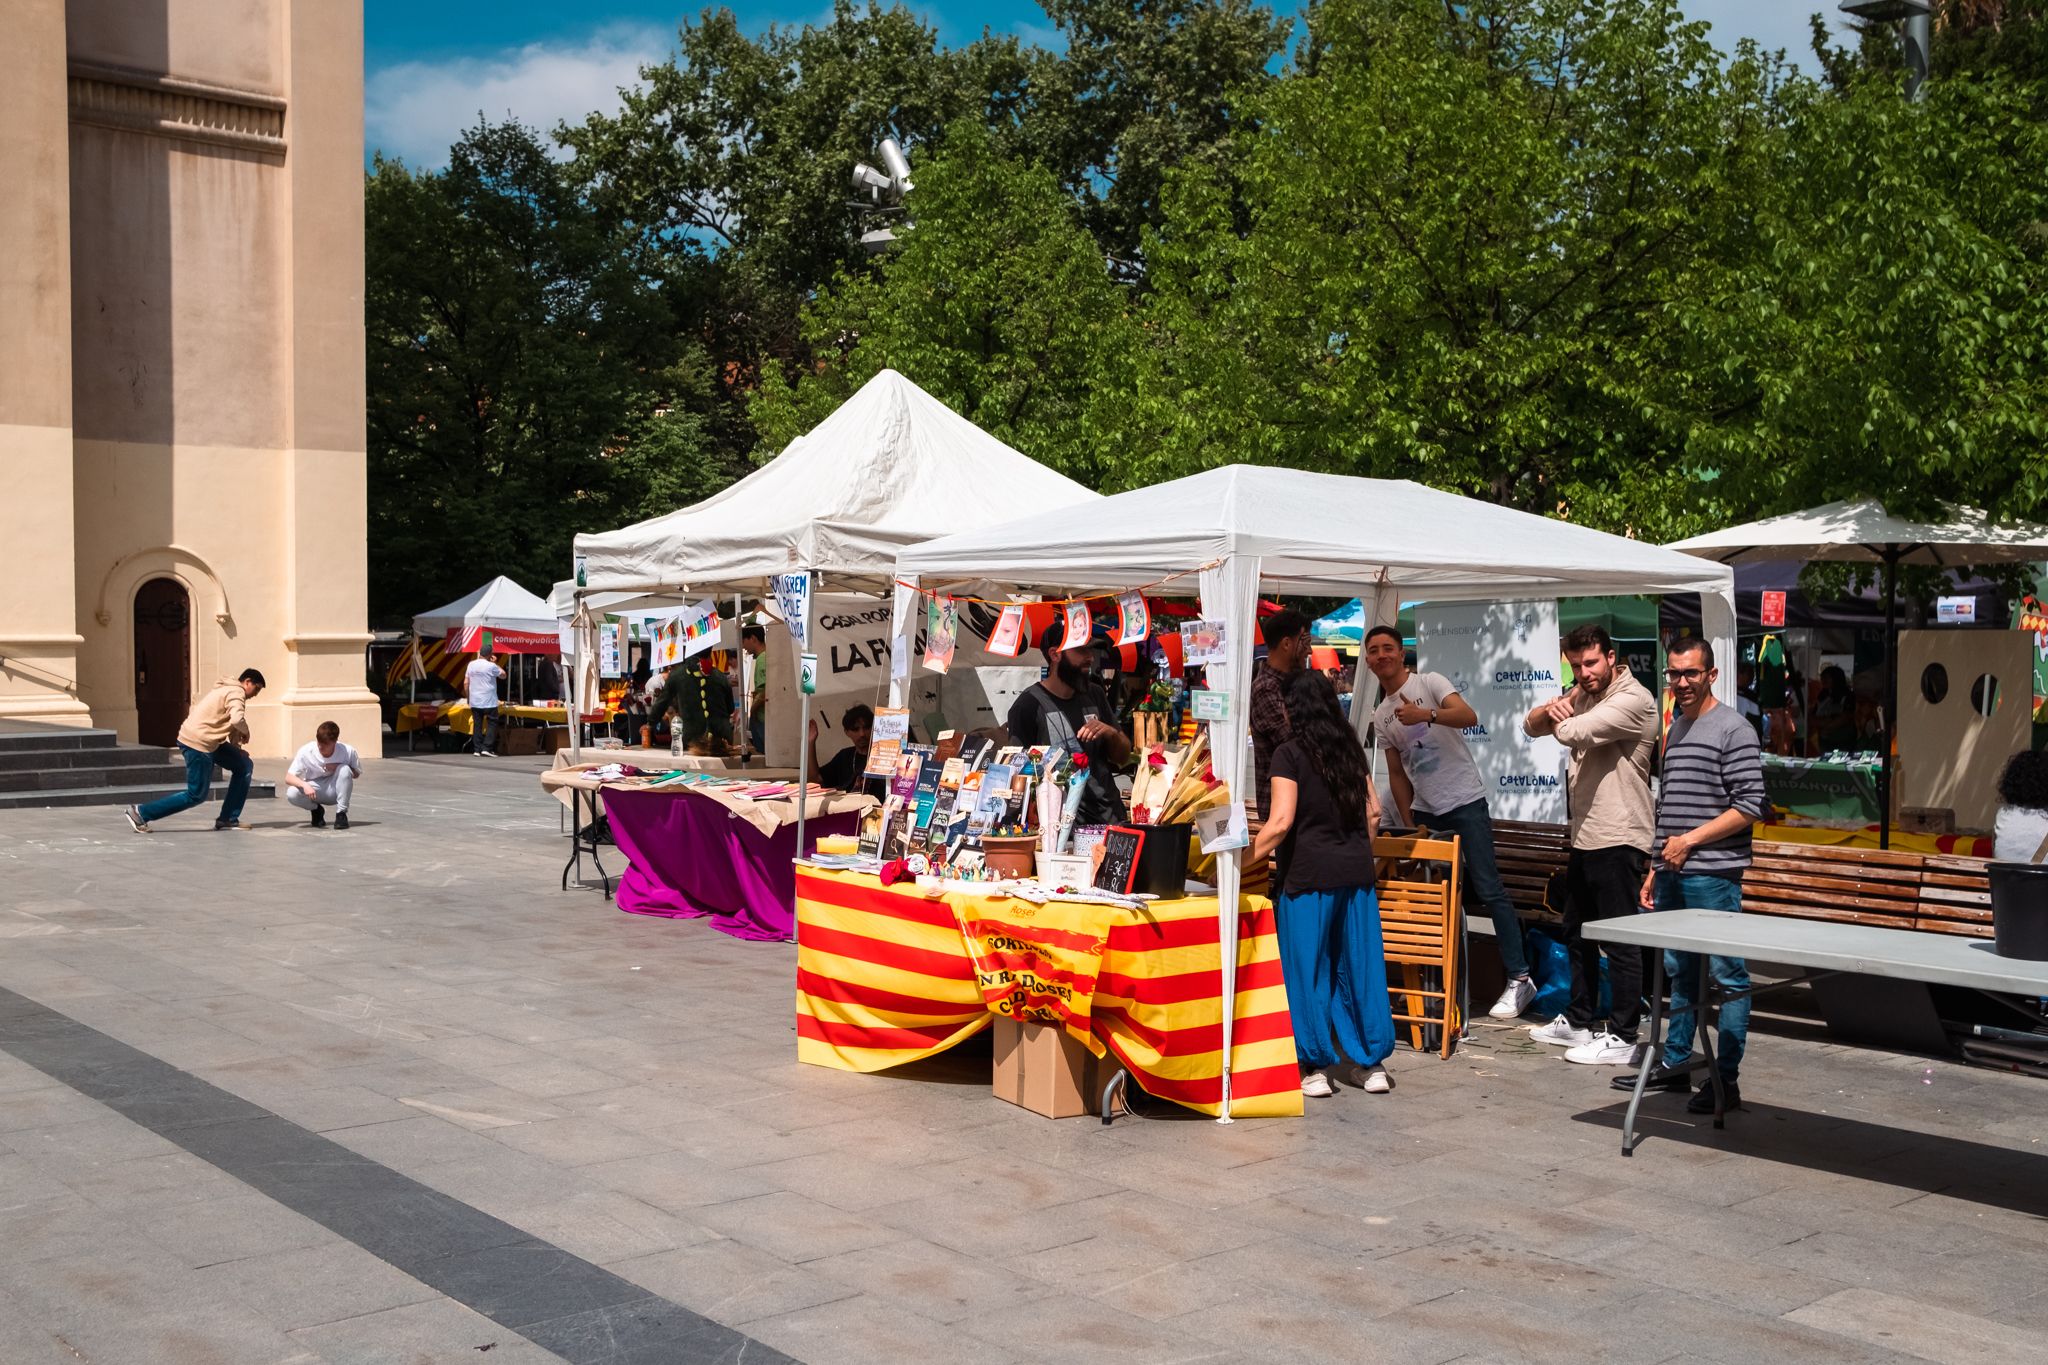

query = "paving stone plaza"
[[2, 751, 2045, 1365]]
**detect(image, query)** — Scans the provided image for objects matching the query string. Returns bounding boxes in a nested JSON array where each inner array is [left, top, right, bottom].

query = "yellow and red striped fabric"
[[386, 634, 468, 691], [795, 869, 1302, 1119]]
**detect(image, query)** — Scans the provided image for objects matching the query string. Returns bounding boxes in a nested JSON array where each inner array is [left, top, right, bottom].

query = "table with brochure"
[[539, 760, 872, 937]]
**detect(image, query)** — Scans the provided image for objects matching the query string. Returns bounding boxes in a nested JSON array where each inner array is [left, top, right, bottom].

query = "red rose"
[[1072, 754, 1089, 770]]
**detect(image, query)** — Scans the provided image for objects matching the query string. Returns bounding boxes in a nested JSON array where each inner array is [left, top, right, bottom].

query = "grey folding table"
[[1583, 909, 2048, 1155]]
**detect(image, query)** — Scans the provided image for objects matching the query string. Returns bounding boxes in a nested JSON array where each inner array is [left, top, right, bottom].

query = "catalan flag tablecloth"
[[794, 869, 1303, 1118]]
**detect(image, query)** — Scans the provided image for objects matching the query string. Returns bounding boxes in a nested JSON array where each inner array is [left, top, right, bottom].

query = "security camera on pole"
[[851, 136, 913, 254]]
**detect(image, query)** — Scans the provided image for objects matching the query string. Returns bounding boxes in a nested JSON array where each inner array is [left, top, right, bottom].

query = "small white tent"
[[411, 576, 556, 651], [896, 464, 1739, 1120]]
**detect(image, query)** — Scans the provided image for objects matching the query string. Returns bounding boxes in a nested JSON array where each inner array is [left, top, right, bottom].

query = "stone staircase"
[[0, 721, 275, 811]]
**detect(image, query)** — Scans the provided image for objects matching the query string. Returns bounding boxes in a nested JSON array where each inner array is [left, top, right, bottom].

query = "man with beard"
[[1250, 609, 1313, 818], [1522, 624, 1658, 1067], [1617, 637, 1766, 1112], [1004, 621, 1131, 825]]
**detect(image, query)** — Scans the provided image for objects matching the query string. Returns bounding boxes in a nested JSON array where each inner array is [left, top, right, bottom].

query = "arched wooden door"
[[134, 578, 192, 747]]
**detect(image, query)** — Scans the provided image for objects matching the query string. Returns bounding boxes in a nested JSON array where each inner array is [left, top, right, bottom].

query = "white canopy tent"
[[1668, 498, 2048, 847], [895, 464, 1739, 1120], [412, 575, 555, 643], [563, 369, 1099, 858]]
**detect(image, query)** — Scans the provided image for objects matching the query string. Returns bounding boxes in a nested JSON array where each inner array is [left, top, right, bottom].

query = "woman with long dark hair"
[[1250, 670, 1396, 1098]]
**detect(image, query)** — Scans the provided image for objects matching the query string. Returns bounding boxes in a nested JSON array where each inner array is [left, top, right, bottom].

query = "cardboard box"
[[498, 727, 541, 756], [542, 726, 571, 754], [991, 1017, 1106, 1119]]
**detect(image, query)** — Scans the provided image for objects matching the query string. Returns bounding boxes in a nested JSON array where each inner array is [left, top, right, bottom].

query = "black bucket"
[[1988, 862, 2048, 961]]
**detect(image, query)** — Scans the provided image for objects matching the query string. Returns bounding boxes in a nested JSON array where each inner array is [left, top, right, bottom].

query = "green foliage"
[[1096, 0, 1794, 537], [1681, 69, 2048, 525], [750, 121, 1139, 485], [364, 121, 686, 622]]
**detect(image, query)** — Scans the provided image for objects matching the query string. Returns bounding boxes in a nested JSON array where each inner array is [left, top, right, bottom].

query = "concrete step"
[[0, 763, 196, 794], [0, 725, 121, 754], [0, 744, 182, 773], [0, 780, 277, 812]]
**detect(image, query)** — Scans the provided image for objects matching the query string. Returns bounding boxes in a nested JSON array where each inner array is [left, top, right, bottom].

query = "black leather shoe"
[[335, 811, 350, 831], [310, 806, 326, 828], [1687, 1080, 1740, 1114], [1610, 1064, 1691, 1093]]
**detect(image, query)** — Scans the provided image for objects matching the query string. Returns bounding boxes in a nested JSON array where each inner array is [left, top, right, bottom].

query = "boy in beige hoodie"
[[125, 669, 265, 832]]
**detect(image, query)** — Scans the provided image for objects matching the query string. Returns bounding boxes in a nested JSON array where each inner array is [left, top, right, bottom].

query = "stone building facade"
[[0, 0, 377, 757]]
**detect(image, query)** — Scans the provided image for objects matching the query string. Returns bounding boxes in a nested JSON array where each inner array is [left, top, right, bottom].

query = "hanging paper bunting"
[[1115, 592, 1150, 647], [924, 596, 958, 674], [1059, 601, 1091, 653], [988, 604, 1027, 657]]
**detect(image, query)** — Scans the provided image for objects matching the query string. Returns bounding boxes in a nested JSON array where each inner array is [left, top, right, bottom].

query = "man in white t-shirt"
[[464, 645, 507, 756], [286, 721, 362, 830], [1365, 626, 1537, 1020]]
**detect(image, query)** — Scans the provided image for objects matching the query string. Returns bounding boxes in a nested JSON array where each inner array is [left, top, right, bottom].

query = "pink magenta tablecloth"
[[602, 786, 861, 942]]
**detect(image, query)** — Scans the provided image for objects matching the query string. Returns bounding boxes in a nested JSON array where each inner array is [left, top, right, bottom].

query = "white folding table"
[[1582, 909, 2048, 1155]]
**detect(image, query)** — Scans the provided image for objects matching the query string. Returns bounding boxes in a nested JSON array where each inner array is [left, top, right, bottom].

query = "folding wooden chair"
[[1373, 834, 1463, 1058]]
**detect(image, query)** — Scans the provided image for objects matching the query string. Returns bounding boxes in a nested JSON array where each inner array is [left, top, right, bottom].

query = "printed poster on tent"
[[1412, 599, 1565, 823], [924, 596, 957, 674], [1116, 592, 1149, 646], [988, 604, 1027, 657], [771, 573, 811, 647]]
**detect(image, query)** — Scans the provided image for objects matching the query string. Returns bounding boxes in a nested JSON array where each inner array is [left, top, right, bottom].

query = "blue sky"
[[364, 1, 1850, 167]]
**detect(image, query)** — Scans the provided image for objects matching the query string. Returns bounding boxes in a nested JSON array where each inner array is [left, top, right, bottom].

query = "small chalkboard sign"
[[1092, 825, 1148, 895]]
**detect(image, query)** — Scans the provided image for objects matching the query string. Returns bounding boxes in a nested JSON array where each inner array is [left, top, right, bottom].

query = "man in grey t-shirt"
[[1615, 637, 1766, 1114], [1365, 626, 1537, 1019]]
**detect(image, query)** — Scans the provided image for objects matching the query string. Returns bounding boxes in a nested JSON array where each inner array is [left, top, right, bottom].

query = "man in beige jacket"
[[125, 669, 265, 832], [1521, 626, 1658, 1066]]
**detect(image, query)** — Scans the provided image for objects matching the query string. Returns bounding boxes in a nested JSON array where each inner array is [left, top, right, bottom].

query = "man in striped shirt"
[[1616, 637, 1767, 1114]]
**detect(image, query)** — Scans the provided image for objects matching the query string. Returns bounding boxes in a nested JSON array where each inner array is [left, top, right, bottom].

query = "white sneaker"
[[1527, 1015, 1593, 1048], [1564, 1032, 1645, 1066], [1489, 976, 1537, 1020], [1362, 1066, 1393, 1094], [1300, 1071, 1335, 1098]]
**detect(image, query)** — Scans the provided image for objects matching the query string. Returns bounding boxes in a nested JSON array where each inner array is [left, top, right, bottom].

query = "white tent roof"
[[573, 369, 1097, 596], [896, 465, 1734, 601], [412, 575, 555, 637], [1667, 499, 2048, 567]]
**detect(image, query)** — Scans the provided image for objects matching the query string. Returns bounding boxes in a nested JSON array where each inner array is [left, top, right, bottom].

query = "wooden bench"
[[1486, 822, 1993, 937]]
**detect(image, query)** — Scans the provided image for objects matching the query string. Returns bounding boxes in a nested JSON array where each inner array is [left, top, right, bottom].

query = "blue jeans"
[[1656, 870, 1749, 1082], [1415, 799, 1528, 979], [138, 743, 252, 825], [471, 706, 498, 753], [1275, 885, 1396, 1071]]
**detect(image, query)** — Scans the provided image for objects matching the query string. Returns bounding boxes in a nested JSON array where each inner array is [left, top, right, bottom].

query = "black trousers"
[[1563, 844, 1648, 1042]]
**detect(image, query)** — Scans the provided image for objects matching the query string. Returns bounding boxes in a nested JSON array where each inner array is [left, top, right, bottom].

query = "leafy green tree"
[[1098, 0, 1793, 535], [749, 120, 1138, 485], [1021, 0, 1292, 264], [364, 121, 689, 623], [1680, 68, 2048, 527]]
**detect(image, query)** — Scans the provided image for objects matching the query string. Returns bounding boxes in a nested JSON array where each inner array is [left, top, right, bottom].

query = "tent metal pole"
[[793, 572, 819, 944], [1880, 548, 1899, 851]]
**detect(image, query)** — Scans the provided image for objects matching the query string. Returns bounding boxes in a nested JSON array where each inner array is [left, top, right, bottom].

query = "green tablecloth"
[[1762, 756, 1883, 823]]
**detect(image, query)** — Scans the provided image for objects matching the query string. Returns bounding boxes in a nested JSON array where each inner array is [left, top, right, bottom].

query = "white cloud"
[[365, 24, 669, 169]]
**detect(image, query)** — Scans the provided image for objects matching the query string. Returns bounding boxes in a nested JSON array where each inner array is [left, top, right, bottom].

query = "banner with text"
[[1412, 599, 1567, 824], [952, 895, 1117, 1055]]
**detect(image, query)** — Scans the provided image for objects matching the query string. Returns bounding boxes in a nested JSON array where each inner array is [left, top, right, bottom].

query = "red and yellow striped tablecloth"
[[794, 869, 1302, 1118]]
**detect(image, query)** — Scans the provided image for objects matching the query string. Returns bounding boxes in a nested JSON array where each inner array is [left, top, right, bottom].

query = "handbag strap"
[[2033, 828, 2048, 865]]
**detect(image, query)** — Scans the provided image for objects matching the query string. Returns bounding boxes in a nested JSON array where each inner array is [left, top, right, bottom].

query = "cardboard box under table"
[[794, 868, 1304, 1118]]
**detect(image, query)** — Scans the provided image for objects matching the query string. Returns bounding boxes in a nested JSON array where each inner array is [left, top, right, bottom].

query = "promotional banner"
[[952, 896, 1119, 1053], [771, 573, 812, 646], [597, 623, 622, 678], [680, 599, 722, 658], [1411, 600, 1567, 823]]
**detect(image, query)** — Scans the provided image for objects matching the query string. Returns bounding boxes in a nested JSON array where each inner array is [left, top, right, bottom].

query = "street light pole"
[[1839, 0, 1933, 101]]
